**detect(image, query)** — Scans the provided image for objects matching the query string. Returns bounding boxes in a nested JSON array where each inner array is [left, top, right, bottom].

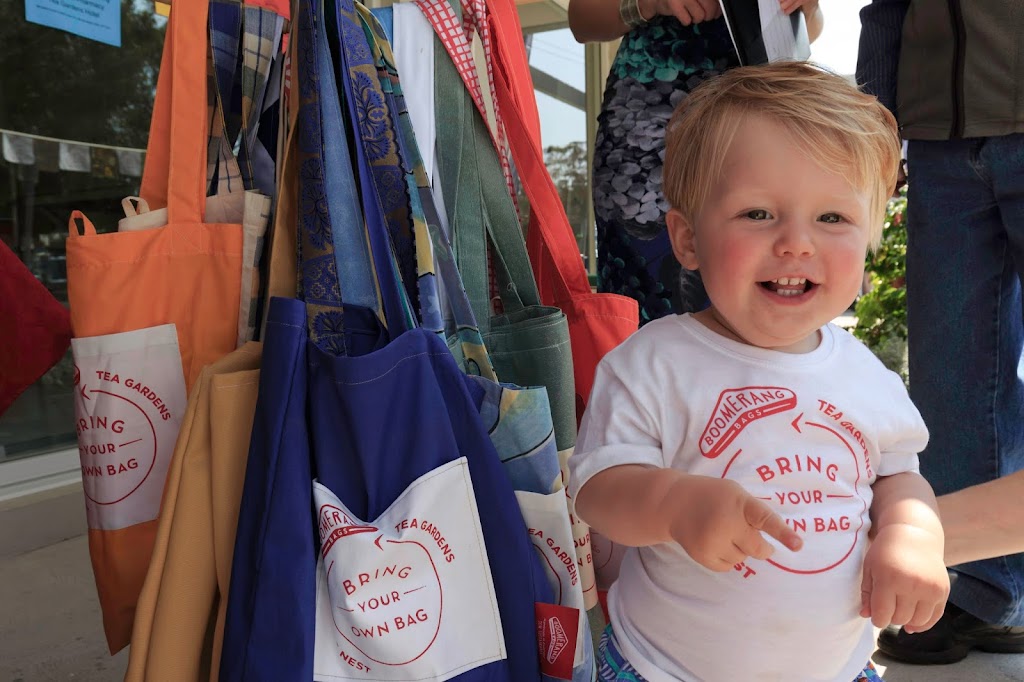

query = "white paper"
[[759, 0, 811, 62], [718, 0, 811, 65]]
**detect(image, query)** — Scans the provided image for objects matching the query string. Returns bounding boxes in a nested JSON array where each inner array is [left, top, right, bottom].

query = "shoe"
[[876, 602, 1024, 665]]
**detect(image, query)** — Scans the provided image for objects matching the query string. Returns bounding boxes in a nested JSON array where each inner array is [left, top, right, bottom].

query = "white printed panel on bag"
[[313, 458, 506, 681], [515, 489, 586, 669], [70, 324, 186, 531]]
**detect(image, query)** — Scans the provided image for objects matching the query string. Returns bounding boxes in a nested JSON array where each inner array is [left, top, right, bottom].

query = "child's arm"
[[861, 472, 949, 633], [576, 464, 803, 571]]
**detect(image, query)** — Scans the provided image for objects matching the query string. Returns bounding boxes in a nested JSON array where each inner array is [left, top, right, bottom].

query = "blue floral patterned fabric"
[[593, 17, 738, 324]]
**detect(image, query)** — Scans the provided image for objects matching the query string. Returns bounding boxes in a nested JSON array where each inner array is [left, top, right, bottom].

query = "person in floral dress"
[[569, 0, 822, 323]]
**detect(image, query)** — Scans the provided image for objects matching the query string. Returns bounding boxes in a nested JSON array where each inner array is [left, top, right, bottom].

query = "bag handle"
[[67, 210, 97, 237], [361, 6, 498, 381], [492, 68, 590, 301], [414, 0, 518, 204], [331, 0, 418, 338], [120, 197, 150, 218], [356, 8, 440, 331], [209, 2, 286, 196], [295, 0, 417, 352], [260, 19, 301, 334], [421, 0, 591, 303], [138, 0, 212, 225], [429, 2, 541, 329]]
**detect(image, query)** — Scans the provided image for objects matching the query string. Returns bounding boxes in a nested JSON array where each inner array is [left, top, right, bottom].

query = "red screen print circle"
[[320, 505, 443, 666], [700, 388, 870, 575], [74, 367, 158, 506], [720, 417, 868, 574]]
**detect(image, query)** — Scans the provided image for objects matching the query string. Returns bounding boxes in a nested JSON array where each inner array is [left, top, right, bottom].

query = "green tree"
[[543, 140, 590, 257], [854, 187, 909, 381]]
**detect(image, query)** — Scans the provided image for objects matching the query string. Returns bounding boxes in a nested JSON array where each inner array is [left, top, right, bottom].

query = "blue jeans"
[[907, 134, 1024, 626]]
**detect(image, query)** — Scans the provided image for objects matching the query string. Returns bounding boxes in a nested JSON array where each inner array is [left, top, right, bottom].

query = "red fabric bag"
[[487, 0, 639, 418], [0, 240, 72, 416]]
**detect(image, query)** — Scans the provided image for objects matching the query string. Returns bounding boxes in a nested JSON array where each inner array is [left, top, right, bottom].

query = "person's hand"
[[860, 524, 950, 633], [638, 0, 721, 25], [779, 0, 819, 15], [667, 476, 803, 571]]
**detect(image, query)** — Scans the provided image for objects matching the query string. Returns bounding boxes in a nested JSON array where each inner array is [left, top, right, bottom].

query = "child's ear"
[[666, 208, 699, 271]]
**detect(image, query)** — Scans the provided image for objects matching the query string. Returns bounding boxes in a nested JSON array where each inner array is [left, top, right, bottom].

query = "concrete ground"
[[0, 534, 1021, 681]]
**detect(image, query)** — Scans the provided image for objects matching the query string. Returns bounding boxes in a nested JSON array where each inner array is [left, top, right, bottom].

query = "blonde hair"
[[663, 61, 900, 248]]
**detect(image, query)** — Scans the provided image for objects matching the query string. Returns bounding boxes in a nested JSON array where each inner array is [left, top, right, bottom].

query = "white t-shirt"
[[569, 314, 928, 682]]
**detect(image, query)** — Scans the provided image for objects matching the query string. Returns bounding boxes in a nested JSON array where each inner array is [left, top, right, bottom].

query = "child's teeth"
[[773, 277, 807, 286]]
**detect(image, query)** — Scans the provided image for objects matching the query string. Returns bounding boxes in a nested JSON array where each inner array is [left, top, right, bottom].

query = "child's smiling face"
[[667, 114, 872, 353]]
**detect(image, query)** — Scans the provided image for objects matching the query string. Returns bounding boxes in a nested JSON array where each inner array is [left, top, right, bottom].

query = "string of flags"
[[1, 129, 146, 178]]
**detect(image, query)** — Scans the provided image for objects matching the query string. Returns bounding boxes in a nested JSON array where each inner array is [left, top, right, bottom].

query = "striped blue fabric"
[[854, 0, 909, 117]]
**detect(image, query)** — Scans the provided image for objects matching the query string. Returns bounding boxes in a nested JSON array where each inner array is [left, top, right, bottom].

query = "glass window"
[[0, 1, 166, 463], [524, 28, 593, 272]]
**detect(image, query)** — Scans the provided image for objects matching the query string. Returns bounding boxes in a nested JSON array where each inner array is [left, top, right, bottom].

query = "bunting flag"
[[1, 129, 145, 177]]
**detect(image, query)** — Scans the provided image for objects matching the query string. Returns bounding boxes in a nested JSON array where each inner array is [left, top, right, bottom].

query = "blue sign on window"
[[25, 0, 121, 48]]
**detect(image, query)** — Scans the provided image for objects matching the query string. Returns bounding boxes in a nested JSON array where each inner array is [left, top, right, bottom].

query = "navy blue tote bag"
[[220, 0, 551, 678]]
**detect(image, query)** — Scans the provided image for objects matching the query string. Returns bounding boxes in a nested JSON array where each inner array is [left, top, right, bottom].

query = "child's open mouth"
[[759, 277, 815, 297]]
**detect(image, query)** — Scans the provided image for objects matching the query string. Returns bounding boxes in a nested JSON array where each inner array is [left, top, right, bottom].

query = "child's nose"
[[773, 220, 815, 258]]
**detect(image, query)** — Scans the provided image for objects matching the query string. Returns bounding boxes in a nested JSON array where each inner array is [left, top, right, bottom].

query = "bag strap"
[[207, 68, 246, 197], [139, 0, 211, 224], [331, 0, 418, 337], [490, 0, 591, 301], [315, 0, 380, 316], [261, 19, 300, 334], [422, 0, 592, 303], [356, 9, 440, 333], [238, 5, 286, 194], [491, 66, 590, 301], [296, 0, 347, 353], [414, 0, 516, 203], [430, 2, 540, 328], [361, 6, 497, 381]]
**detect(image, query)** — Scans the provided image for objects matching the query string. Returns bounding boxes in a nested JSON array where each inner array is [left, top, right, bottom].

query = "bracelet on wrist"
[[619, 0, 649, 29]]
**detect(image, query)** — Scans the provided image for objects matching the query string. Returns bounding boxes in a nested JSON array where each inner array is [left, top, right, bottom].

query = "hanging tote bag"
[[485, 0, 641, 600], [420, 2, 609, 633], [0, 239, 71, 417], [369, 17, 594, 679], [427, 1, 576, 464], [123, 27, 297, 679], [221, 1, 551, 678], [64, 0, 243, 654], [486, 0, 639, 419]]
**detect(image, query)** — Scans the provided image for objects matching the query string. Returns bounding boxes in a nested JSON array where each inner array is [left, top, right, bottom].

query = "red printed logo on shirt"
[[700, 386, 797, 458]]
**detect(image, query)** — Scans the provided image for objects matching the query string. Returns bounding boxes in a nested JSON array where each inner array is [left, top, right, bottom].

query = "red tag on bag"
[[535, 602, 579, 680]]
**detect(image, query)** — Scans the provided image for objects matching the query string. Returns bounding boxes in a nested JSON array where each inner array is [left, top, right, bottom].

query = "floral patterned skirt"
[[592, 16, 739, 324]]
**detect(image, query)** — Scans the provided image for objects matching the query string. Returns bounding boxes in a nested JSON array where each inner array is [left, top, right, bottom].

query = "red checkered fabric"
[[416, 0, 516, 202]]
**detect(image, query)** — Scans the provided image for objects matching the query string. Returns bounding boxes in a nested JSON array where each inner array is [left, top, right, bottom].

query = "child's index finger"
[[745, 498, 804, 552]]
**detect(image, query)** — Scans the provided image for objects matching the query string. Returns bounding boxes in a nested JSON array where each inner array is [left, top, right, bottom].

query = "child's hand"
[[667, 476, 803, 571], [860, 524, 950, 633]]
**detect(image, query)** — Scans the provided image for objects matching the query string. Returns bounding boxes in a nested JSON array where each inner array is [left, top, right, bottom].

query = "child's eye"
[[745, 209, 771, 220], [819, 212, 845, 224]]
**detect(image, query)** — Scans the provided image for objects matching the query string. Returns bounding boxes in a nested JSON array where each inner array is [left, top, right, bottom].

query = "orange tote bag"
[[64, 0, 242, 654]]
